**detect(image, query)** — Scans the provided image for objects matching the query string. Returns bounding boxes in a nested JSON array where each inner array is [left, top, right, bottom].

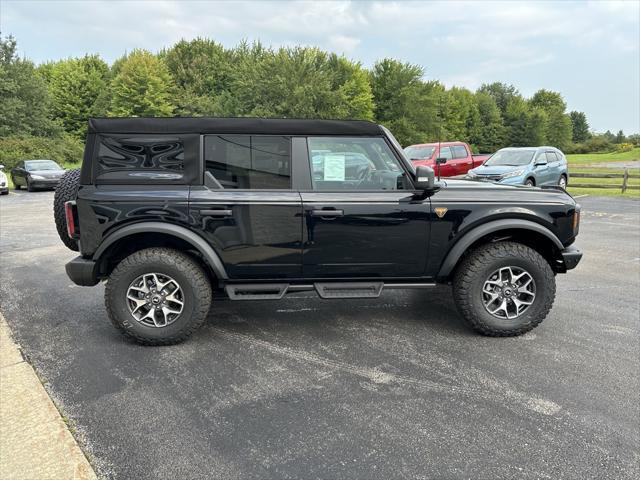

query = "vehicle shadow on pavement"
[[203, 286, 473, 339]]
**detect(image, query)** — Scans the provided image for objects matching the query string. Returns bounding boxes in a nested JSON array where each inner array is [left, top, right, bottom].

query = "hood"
[[470, 164, 526, 176], [442, 178, 576, 205], [29, 169, 65, 178]]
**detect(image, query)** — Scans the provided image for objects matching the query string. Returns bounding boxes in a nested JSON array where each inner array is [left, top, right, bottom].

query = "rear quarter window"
[[94, 134, 199, 185]]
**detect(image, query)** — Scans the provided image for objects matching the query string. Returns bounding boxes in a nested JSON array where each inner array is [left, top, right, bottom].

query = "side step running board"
[[225, 283, 289, 300], [315, 282, 383, 299], [224, 281, 436, 300]]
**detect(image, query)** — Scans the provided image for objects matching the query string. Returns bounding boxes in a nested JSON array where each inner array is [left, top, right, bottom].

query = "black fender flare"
[[93, 222, 228, 279], [437, 219, 564, 278]]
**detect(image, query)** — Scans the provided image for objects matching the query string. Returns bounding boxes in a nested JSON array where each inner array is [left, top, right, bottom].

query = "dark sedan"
[[11, 159, 66, 191]]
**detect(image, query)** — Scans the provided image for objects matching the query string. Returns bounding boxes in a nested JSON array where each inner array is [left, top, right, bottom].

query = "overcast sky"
[[2, 0, 638, 133]]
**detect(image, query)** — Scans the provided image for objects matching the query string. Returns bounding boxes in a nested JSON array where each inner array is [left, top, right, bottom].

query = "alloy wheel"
[[126, 273, 184, 327], [482, 266, 536, 320]]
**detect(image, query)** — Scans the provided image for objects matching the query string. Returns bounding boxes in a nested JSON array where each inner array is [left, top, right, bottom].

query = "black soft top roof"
[[88, 117, 383, 136]]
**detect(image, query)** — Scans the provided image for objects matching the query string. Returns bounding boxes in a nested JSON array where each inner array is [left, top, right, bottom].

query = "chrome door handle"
[[311, 209, 344, 217], [201, 209, 233, 217]]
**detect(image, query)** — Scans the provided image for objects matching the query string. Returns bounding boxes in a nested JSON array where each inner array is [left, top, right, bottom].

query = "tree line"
[[0, 35, 636, 169]]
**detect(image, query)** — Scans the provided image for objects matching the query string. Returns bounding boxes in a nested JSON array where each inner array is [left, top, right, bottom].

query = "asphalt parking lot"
[[0, 190, 638, 479]]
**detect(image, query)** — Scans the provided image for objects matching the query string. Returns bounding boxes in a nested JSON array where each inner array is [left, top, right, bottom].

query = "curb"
[[0, 313, 97, 480]]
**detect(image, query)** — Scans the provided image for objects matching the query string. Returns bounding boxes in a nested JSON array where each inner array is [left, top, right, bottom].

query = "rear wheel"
[[453, 241, 555, 336], [558, 174, 567, 189], [53, 169, 80, 251], [105, 248, 212, 345]]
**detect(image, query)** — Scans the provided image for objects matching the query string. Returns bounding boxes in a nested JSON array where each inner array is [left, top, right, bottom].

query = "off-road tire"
[[53, 169, 80, 251], [105, 248, 212, 345], [453, 241, 555, 336]]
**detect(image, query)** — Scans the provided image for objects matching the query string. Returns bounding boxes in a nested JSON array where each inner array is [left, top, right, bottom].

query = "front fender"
[[436, 218, 564, 278]]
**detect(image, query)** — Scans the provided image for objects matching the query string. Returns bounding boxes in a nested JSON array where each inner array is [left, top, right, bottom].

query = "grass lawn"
[[566, 147, 640, 165]]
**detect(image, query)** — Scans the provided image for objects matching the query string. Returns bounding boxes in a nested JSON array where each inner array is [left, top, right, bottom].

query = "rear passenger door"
[[300, 136, 430, 278], [189, 135, 303, 279]]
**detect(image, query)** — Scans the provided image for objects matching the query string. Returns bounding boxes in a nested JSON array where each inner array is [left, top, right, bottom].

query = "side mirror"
[[415, 166, 435, 190], [436, 157, 447, 165]]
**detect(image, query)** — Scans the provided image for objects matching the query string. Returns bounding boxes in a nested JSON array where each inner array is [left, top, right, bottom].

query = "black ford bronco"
[[54, 117, 582, 345]]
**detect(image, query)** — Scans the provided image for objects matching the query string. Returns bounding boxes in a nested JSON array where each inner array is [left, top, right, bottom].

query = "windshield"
[[25, 160, 62, 171], [404, 145, 435, 160], [484, 150, 535, 167]]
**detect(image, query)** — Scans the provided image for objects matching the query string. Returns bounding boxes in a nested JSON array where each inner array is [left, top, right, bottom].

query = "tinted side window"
[[95, 134, 196, 184], [452, 145, 468, 159], [439, 146, 453, 160], [308, 137, 407, 191], [204, 135, 291, 189]]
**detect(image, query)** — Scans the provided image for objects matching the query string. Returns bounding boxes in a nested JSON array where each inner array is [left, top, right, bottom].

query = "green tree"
[[109, 49, 175, 117], [474, 92, 506, 152], [504, 97, 547, 146], [440, 87, 481, 144], [477, 82, 520, 115], [0, 35, 58, 136], [44, 55, 109, 138], [615, 130, 626, 143], [162, 38, 231, 116], [369, 58, 440, 145], [224, 44, 373, 121], [569, 111, 590, 143], [530, 89, 572, 150], [603, 130, 616, 142]]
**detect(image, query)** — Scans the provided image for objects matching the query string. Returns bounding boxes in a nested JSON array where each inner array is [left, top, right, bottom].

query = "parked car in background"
[[10, 159, 66, 191], [404, 141, 490, 177], [467, 147, 568, 188], [0, 165, 8, 195]]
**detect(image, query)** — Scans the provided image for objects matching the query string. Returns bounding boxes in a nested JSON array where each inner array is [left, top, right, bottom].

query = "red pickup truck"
[[404, 141, 490, 177]]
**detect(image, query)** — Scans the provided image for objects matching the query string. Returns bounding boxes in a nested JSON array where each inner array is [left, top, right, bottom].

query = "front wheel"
[[105, 248, 212, 345], [453, 241, 556, 336], [525, 178, 535, 187], [27, 178, 35, 192], [13, 177, 20, 190]]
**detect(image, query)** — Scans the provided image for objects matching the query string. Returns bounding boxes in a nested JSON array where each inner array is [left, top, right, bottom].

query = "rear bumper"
[[65, 256, 99, 286], [560, 244, 582, 270]]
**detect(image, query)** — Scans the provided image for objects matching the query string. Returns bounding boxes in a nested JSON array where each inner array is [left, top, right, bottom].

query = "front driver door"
[[301, 136, 430, 278]]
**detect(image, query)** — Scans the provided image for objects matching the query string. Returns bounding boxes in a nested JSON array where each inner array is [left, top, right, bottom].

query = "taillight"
[[65, 201, 77, 238]]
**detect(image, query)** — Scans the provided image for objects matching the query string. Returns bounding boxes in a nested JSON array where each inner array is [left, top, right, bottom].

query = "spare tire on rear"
[[53, 168, 80, 252]]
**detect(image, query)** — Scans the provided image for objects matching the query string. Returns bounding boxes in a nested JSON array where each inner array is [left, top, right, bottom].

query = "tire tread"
[[53, 169, 81, 251], [453, 241, 555, 336], [105, 248, 212, 345]]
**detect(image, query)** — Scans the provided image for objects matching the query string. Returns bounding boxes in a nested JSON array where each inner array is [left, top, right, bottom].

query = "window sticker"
[[323, 154, 346, 181]]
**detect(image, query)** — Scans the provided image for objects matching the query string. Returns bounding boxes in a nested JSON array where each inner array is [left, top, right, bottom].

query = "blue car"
[[467, 147, 569, 188]]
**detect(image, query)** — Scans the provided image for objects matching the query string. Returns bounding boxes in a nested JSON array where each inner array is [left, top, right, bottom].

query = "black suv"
[[54, 117, 582, 345]]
